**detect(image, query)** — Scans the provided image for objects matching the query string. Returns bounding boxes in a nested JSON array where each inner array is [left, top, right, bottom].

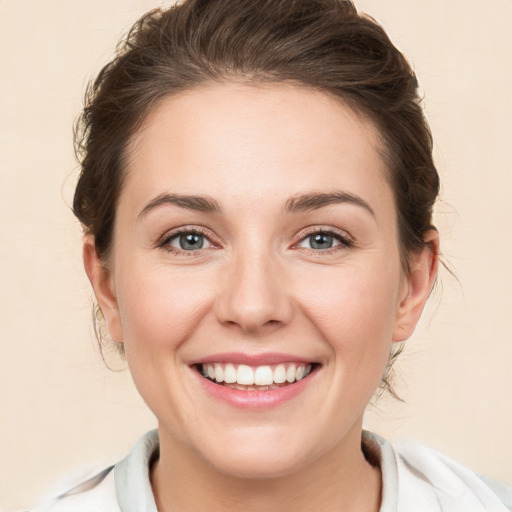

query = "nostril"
[[213, 266, 294, 332]]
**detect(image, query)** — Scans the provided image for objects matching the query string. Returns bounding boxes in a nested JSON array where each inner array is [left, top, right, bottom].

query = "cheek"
[[112, 263, 218, 429], [115, 263, 215, 351], [295, 260, 402, 374], [300, 261, 400, 329]]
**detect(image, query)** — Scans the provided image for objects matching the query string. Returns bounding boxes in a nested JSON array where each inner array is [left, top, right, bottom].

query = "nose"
[[214, 247, 293, 335]]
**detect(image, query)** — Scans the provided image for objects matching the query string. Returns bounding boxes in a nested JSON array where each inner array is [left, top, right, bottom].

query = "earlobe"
[[82, 236, 124, 343], [392, 230, 439, 342]]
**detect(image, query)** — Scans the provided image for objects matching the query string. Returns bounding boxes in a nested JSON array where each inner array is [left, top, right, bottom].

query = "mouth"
[[194, 362, 320, 391]]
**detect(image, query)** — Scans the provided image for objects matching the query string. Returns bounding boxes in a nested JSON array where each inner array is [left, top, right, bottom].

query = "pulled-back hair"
[[73, 0, 440, 395]]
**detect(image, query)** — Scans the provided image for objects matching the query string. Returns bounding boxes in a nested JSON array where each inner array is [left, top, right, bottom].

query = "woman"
[[33, 0, 512, 510]]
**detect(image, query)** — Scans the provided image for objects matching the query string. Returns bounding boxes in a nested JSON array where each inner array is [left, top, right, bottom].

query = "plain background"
[[1, 0, 511, 509]]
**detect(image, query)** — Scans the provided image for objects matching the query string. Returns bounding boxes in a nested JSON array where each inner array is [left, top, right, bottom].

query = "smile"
[[190, 353, 321, 409], [198, 363, 314, 390]]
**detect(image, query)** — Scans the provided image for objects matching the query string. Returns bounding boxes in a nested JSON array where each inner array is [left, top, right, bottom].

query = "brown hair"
[[73, 0, 439, 395]]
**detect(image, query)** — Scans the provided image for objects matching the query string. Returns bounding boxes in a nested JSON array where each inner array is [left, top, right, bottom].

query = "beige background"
[[1, 0, 511, 509]]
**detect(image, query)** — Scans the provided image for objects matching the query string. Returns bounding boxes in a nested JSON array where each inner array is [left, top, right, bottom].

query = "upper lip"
[[189, 352, 318, 366]]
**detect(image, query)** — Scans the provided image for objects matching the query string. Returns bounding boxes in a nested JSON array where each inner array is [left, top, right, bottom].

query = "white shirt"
[[32, 429, 512, 512]]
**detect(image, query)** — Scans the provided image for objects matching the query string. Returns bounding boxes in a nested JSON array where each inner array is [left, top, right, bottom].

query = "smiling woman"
[[28, 0, 512, 511], [86, 85, 415, 493]]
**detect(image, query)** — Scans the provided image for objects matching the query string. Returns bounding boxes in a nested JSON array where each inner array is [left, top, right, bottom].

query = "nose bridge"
[[215, 239, 292, 333]]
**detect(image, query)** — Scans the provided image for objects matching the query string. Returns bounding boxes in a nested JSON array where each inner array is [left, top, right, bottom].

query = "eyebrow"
[[284, 191, 375, 217], [138, 193, 222, 219], [138, 190, 375, 219]]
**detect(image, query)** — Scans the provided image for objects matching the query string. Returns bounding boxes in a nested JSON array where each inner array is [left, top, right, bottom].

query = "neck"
[[151, 424, 381, 512]]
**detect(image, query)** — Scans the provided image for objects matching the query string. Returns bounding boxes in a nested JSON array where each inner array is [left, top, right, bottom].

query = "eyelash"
[[158, 226, 353, 255], [294, 226, 354, 254], [158, 226, 217, 256]]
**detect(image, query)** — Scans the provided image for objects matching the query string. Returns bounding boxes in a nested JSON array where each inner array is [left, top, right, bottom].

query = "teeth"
[[273, 364, 287, 384], [254, 366, 273, 386], [224, 363, 236, 384], [214, 364, 224, 383], [200, 362, 314, 387], [237, 365, 254, 385]]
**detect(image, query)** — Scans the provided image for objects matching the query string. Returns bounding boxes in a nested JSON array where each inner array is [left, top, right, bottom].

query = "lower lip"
[[192, 368, 317, 410]]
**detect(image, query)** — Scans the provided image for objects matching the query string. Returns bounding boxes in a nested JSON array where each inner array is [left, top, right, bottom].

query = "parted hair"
[[73, 0, 440, 395]]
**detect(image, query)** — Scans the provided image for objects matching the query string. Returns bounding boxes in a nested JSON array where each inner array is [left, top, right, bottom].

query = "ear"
[[392, 229, 439, 342], [83, 235, 124, 343]]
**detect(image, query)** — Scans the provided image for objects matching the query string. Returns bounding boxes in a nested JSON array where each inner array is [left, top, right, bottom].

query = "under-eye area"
[[194, 362, 321, 390]]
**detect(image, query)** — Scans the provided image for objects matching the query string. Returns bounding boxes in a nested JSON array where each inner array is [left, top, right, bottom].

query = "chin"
[[190, 425, 319, 480], [207, 450, 307, 480]]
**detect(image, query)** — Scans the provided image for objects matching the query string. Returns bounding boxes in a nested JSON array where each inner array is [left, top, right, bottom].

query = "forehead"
[[122, 82, 393, 217]]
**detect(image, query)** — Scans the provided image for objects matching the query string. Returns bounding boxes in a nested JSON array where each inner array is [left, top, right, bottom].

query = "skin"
[[84, 82, 438, 512]]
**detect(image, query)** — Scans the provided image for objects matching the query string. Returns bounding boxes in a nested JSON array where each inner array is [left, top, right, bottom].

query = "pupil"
[[311, 233, 333, 249], [180, 233, 203, 250]]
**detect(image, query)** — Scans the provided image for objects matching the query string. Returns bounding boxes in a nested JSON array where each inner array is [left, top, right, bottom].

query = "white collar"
[[113, 429, 511, 512]]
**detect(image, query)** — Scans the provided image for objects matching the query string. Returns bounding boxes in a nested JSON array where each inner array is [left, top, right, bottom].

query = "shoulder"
[[31, 466, 120, 511], [478, 474, 512, 510], [30, 430, 160, 512], [394, 438, 512, 512]]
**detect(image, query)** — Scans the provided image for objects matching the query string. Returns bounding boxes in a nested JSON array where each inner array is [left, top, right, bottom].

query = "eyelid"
[[292, 225, 354, 250], [155, 224, 353, 254], [157, 225, 220, 252], [167, 232, 213, 250]]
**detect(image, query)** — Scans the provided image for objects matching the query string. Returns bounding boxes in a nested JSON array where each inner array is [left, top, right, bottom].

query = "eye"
[[165, 230, 213, 251], [297, 230, 351, 251]]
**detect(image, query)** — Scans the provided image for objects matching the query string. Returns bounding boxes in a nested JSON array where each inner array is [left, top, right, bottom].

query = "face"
[[85, 82, 436, 479]]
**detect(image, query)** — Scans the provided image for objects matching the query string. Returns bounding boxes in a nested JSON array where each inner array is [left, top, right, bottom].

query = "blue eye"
[[298, 231, 348, 250], [167, 231, 212, 251], [310, 233, 335, 249]]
